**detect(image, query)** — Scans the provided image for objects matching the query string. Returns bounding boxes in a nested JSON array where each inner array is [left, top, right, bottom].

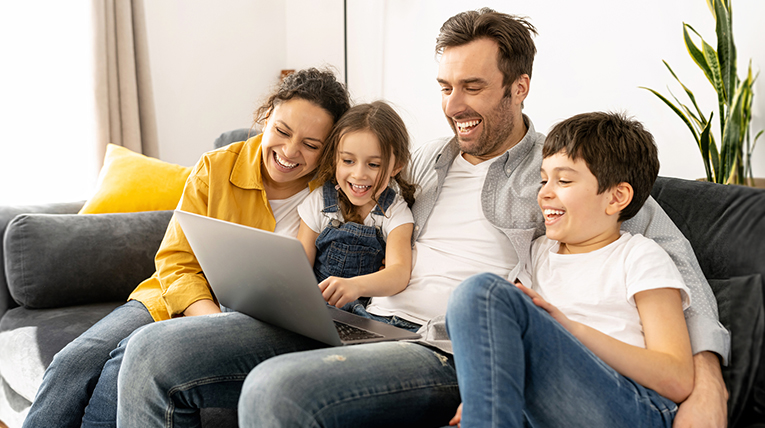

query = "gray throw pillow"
[[3, 211, 172, 308], [709, 274, 764, 427]]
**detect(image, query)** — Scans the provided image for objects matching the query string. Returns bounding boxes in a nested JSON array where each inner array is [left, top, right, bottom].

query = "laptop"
[[174, 210, 421, 346]]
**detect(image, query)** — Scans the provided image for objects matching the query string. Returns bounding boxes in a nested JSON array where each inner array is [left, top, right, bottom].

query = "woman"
[[22, 68, 351, 428]]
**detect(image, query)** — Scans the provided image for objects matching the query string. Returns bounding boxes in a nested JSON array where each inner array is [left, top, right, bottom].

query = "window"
[[0, 2, 97, 205]]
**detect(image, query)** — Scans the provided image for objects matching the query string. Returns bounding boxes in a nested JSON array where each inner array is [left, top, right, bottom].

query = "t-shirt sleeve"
[[381, 194, 414, 238], [518, 235, 547, 287], [297, 186, 325, 234], [625, 235, 691, 310]]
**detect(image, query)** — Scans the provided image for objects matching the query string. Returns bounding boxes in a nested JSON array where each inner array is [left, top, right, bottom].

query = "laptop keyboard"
[[334, 320, 384, 341]]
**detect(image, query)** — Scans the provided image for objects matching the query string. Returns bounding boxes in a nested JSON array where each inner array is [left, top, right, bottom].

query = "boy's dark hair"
[[254, 68, 351, 125], [436, 8, 537, 96], [543, 112, 660, 222], [317, 101, 416, 225]]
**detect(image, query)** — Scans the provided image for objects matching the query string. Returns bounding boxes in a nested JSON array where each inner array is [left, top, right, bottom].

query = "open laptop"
[[174, 210, 421, 346]]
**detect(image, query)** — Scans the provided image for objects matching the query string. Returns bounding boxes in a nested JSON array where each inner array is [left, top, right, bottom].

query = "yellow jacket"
[[129, 135, 278, 321]]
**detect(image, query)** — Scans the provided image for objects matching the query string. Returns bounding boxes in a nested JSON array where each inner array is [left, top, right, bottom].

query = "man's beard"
[[454, 96, 516, 159]]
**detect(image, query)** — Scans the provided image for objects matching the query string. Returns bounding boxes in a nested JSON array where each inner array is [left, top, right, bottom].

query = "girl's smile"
[[335, 130, 399, 218]]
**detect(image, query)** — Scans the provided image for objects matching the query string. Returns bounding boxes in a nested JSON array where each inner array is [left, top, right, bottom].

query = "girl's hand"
[[449, 403, 462, 427], [514, 282, 574, 332], [318, 276, 361, 308]]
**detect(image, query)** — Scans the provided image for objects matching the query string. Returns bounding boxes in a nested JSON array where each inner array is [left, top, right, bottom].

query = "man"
[[118, 8, 729, 428]]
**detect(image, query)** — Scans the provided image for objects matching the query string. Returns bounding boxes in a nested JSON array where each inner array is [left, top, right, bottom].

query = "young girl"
[[297, 101, 417, 322]]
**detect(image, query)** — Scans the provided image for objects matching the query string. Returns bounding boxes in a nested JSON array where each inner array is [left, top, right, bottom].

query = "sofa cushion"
[[710, 274, 764, 426], [213, 128, 257, 149], [0, 303, 121, 402], [79, 144, 192, 214], [0, 202, 84, 320], [3, 211, 172, 309]]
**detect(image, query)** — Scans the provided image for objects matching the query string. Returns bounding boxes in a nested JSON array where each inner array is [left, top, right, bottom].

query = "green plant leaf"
[[662, 60, 706, 122], [713, 0, 736, 104], [722, 80, 748, 184], [640, 86, 701, 142], [684, 24, 716, 88], [699, 113, 714, 181], [709, 131, 721, 182]]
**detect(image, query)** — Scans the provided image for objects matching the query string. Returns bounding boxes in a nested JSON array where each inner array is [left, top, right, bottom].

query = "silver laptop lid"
[[174, 210, 343, 346]]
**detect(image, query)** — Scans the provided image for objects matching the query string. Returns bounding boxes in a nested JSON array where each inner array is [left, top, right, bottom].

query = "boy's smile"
[[538, 153, 623, 254]]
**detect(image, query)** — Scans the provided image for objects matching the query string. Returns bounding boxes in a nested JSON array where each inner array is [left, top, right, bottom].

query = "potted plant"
[[642, 0, 762, 185]]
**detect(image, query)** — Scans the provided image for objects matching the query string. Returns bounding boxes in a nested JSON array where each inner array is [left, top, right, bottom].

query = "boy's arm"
[[623, 197, 730, 359], [623, 197, 729, 424], [518, 283, 694, 402], [320, 223, 413, 308]]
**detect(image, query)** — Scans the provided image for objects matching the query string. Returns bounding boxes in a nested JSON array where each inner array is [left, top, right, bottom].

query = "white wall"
[[345, 0, 765, 180], [144, 0, 765, 180], [143, 0, 345, 167], [143, 0, 288, 167]]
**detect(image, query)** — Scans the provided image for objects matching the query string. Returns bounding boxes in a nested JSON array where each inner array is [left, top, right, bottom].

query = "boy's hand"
[[449, 403, 462, 427], [318, 277, 361, 308], [515, 282, 574, 332]]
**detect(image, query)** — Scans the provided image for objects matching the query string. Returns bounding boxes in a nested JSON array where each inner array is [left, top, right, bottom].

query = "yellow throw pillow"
[[79, 144, 192, 214]]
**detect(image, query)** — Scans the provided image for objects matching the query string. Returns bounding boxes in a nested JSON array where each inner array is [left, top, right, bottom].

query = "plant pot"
[[745, 178, 765, 189]]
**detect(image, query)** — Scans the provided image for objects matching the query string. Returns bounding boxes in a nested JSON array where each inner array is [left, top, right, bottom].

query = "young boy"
[[446, 112, 695, 427]]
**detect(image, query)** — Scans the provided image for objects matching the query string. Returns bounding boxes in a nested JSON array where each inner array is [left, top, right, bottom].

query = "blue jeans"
[[116, 311, 459, 427], [22, 300, 153, 428], [445, 273, 679, 428]]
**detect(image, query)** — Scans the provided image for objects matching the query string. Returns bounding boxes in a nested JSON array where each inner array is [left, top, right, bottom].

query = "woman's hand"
[[449, 403, 462, 427], [319, 276, 362, 308], [514, 282, 574, 332]]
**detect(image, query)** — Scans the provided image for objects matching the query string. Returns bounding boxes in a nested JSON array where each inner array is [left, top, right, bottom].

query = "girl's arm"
[[517, 283, 694, 403], [297, 219, 319, 267], [320, 223, 413, 308]]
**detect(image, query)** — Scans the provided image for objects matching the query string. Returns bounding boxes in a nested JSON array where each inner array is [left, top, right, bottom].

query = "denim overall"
[[313, 181, 395, 283], [313, 182, 421, 332]]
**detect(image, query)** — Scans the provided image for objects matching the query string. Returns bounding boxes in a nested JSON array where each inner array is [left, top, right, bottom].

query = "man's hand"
[[449, 403, 462, 427], [673, 351, 728, 427]]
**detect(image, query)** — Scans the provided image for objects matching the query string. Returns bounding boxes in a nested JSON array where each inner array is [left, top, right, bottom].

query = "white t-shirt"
[[367, 154, 520, 324], [297, 185, 413, 241], [270, 187, 310, 237], [526, 232, 691, 348]]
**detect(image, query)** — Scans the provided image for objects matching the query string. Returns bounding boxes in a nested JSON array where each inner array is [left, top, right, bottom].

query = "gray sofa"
[[1, 129, 764, 427]]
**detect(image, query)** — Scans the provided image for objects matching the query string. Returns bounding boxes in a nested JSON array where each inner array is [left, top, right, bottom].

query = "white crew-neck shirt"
[[270, 187, 310, 237], [528, 232, 691, 348], [367, 154, 519, 324]]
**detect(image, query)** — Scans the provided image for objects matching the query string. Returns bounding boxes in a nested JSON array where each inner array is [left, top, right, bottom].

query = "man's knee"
[[238, 357, 310, 427], [119, 322, 181, 387]]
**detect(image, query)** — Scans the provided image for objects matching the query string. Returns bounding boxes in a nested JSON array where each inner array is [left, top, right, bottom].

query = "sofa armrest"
[[0, 202, 85, 318], [3, 210, 172, 309]]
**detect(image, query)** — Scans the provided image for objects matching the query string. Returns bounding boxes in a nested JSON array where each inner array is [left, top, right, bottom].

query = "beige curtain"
[[92, 0, 158, 167]]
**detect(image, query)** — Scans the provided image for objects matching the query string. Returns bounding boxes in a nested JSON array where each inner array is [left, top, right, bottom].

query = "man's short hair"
[[543, 112, 660, 222], [436, 8, 537, 95]]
